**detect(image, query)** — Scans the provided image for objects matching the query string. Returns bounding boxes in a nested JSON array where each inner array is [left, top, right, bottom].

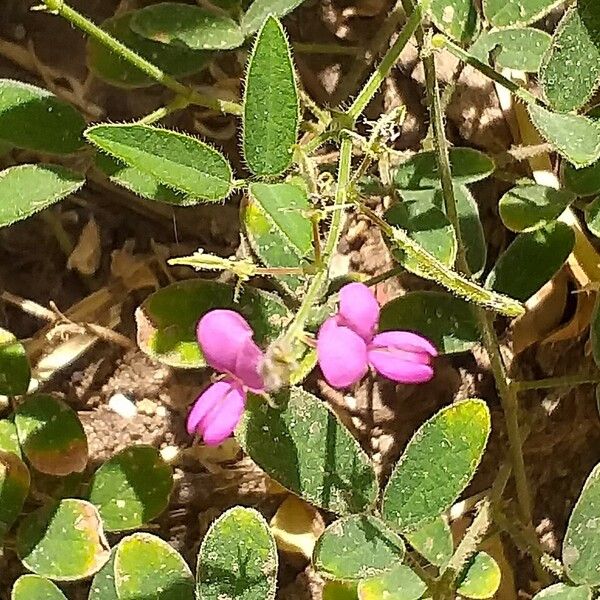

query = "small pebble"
[[108, 393, 137, 420]]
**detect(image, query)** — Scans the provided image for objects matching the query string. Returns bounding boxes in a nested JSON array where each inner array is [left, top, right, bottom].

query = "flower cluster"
[[187, 283, 437, 445]]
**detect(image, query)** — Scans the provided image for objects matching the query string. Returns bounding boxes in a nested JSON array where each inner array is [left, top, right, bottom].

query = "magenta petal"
[[317, 317, 369, 389], [186, 379, 245, 445], [370, 331, 438, 357], [338, 282, 380, 341], [234, 337, 265, 392], [197, 309, 254, 374]]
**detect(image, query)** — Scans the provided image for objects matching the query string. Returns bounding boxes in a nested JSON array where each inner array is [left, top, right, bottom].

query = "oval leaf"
[[88, 551, 118, 600], [485, 221, 575, 302], [11, 575, 68, 600], [563, 462, 600, 584], [17, 499, 110, 581], [114, 533, 194, 600], [131, 3, 244, 50], [88, 445, 173, 532], [85, 124, 232, 201], [0, 79, 85, 153], [540, 2, 600, 113], [382, 399, 490, 531], [457, 552, 501, 599], [357, 565, 426, 600], [197, 506, 277, 600], [430, 0, 478, 43], [483, 0, 562, 27], [95, 154, 197, 206], [244, 181, 312, 293], [243, 16, 299, 176], [528, 104, 600, 169], [242, 0, 307, 35], [0, 450, 30, 538], [380, 291, 480, 354], [313, 515, 405, 582], [0, 164, 85, 227], [0, 328, 30, 396], [564, 160, 600, 197], [0, 420, 22, 457], [15, 394, 88, 476], [87, 12, 210, 88], [236, 387, 377, 514], [136, 279, 289, 368], [470, 27, 551, 72], [499, 184, 574, 232], [533, 584, 593, 600], [323, 581, 359, 600], [585, 196, 600, 239], [393, 148, 494, 190], [404, 516, 453, 567]]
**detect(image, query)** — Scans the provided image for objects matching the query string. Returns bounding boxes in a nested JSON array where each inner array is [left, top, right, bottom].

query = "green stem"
[[432, 34, 540, 107], [511, 373, 600, 392], [137, 96, 191, 125], [283, 137, 353, 343], [293, 42, 362, 56], [345, 1, 427, 123], [40, 0, 242, 115]]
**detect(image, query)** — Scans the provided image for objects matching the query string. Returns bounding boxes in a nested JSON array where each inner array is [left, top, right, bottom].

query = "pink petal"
[[197, 309, 254, 375], [371, 331, 438, 357], [317, 317, 369, 389], [338, 283, 380, 341], [368, 331, 436, 384], [233, 337, 265, 392], [186, 379, 246, 445]]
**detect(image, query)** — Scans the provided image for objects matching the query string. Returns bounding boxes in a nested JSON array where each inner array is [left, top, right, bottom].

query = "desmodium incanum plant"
[[1, 0, 600, 598]]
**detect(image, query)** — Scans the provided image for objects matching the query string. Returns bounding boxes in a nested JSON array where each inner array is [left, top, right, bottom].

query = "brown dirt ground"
[[0, 1, 599, 598]]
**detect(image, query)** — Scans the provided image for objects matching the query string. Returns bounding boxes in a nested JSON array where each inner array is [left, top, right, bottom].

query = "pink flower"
[[187, 310, 265, 446], [317, 282, 437, 389]]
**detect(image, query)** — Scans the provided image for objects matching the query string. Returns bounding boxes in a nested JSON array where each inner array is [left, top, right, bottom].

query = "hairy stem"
[[137, 96, 191, 125], [40, 0, 242, 115]]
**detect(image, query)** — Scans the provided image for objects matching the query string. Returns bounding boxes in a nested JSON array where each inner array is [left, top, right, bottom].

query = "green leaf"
[[457, 552, 501, 599], [385, 200, 457, 273], [540, 2, 600, 113], [197, 507, 277, 600], [485, 221, 575, 302], [131, 3, 244, 50], [483, 0, 562, 27], [87, 12, 210, 88], [244, 182, 312, 293], [241, 0, 307, 35], [404, 516, 453, 567], [379, 291, 480, 354], [17, 499, 110, 581], [533, 584, 593, 600], [88, 551, 118, 600], [243, 16, 299, 176], [498, 184, 574, 232], [136, 279, 289, 368], [11, 575, 67, 600], [0, 164, 85, 227], [382, 399, 490, 531], [0, 79, 85, 154], [357, 565, 426, 600], [393, 148, 494, 190], [563, 462, 600, 584], [323, 581, 359, 600], [95, 154, 197, 206], [0, 328, 30, 396], [88, 445, 173, 532], [528, 104, 600, 169], [313, 515, 405, 582], [85, 124, 233, 201], [15, 394, 88, 476], [236, 387, 378, 514], [585, 196, 600, 239], [114, 533, 195, 600], [0, 450, 30, 537], [469, 27, 551, 72], [0, 420, 22, 457], [430, 0, 478, 44], [564, 160, 600, 197]]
